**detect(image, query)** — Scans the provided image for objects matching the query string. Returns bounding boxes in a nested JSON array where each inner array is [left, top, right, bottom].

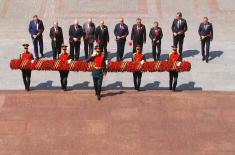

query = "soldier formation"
[[20, 12, 214, 100]]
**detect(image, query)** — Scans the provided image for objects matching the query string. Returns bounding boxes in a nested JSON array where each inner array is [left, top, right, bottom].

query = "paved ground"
[[0, 0, 235, 90], [0, 90, 235, 155], [0, 1, 235, 154]]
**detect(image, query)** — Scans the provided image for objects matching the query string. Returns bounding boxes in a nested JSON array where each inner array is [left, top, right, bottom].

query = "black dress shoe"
[[206, 58, 209, 63], [97, 95, 101, 100], [202, 57, 206, 61], [169, 87, 172, 90]]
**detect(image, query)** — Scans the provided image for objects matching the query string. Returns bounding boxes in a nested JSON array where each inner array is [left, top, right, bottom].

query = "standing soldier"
[[83, 18, 96, 59], [69, 19, 84, 60], [149, 21, 163, 60], [87, 45, 107, 100], [59, 45, 70, 91], [95, 20, 109, 59], [114, 17, 129, 61], [131, 18, 146, 53], [132, 45, 146, 91], [171, 12, 188, 61], [28, 15, 44, 59], [168, 46, 180, 92], [19, 44, 34, 91], [198, 17, 213, 63], [49, 21, 64, 60]]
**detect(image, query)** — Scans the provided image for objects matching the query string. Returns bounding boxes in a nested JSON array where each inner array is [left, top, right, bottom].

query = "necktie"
[[36, 23, 39, 30], [178, 20, 181, 28]]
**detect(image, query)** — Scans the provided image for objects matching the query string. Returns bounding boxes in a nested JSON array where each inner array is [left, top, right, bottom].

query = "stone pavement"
[[0, 90, 235, 155], [0, 0, 235, 90]]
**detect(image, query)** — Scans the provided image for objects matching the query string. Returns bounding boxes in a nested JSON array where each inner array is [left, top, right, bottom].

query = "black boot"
[[97, 87, 101, 100], [173, 81, 177, 92]]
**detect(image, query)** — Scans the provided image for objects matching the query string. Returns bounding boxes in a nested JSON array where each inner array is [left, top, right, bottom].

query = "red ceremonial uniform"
[[59, 53, 69, 62], [133, 53, 144, 62], [20, 52, 32, 60], [169, 52, 179, 62], [93, 54, 104, 68]]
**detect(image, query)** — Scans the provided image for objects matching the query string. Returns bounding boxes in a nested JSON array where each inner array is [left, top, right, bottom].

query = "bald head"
[[119, 17, 124, 24], [100, 20, 104, 26], [53, 21, 58, 28], [74, 19, 79, 25], [88, 18, 92, 23]]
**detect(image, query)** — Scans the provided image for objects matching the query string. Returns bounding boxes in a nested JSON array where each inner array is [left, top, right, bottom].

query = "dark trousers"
[[132, 42, 143, 53], [133, 72, 142, 90], [201, 38, 210, 59], [59, 71, 69, 90], [32, 37, 43, 59], [93, 76, 103, 97], [100, 42, 108, 60], [52, 41, 61, 60], [70, 41, 81, 60], [173, 35, 184, 60], [21, 70, 31, 90], [116, 39, 126, 61], [152, 41, 161, 61], [169, 71, 178, 91], [84, 41, 94, 59]]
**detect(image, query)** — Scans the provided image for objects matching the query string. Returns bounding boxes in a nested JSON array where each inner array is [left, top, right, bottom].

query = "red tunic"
[[20, 52, 32, 60], [59, 53, 69, 62], [133, 53, 144, 62], [94, 54, 104, 68], [169, 52, 179, 62]]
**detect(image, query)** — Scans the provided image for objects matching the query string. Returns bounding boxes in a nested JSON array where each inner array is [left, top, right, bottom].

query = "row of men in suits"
[[28, 12, 213, 63]]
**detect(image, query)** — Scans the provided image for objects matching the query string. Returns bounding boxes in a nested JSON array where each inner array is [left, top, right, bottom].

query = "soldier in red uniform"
[[20, 44, 34, 91], [87, 45, 107, 100], [168, 45, 180, 91], [59, 44, 70, 91], [132, 45, 146, 91]]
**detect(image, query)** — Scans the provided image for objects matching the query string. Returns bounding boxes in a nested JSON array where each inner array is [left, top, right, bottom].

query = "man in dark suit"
[[149, 21, 163, 60], [83, 18, 96, 59], [198, 17, 213, 63], [69, 19, 84, 60], [49, 21, 64, 60], [131, 18, 146, 53], [95, 20, 109, 59], [114, 17, 129, 61], [28, 15, 44, 59], [171, 12, 188, 61]]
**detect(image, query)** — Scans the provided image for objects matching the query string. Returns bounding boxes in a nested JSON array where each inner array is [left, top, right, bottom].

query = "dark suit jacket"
[[95, 25, 109, 44], [131, 24, 146, 44], [149, 27, 163, 43], [69, 24, 84, 42], [49, 26, 64, 46], [83, 22, 96, 43], [28, 19, 44, 38], [171, 18, 188, 37], [114, 23, 129, 39], [198, 22, 213, 39]]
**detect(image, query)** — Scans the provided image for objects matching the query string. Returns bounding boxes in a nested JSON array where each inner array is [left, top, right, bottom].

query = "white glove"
[[91, 52, 97, 57], [140, 60, 144, 65], [105, 60, 108, 65], [68, 59, 72, 64], [176, 62, 181, 67], [31, 60, 34, 63]]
